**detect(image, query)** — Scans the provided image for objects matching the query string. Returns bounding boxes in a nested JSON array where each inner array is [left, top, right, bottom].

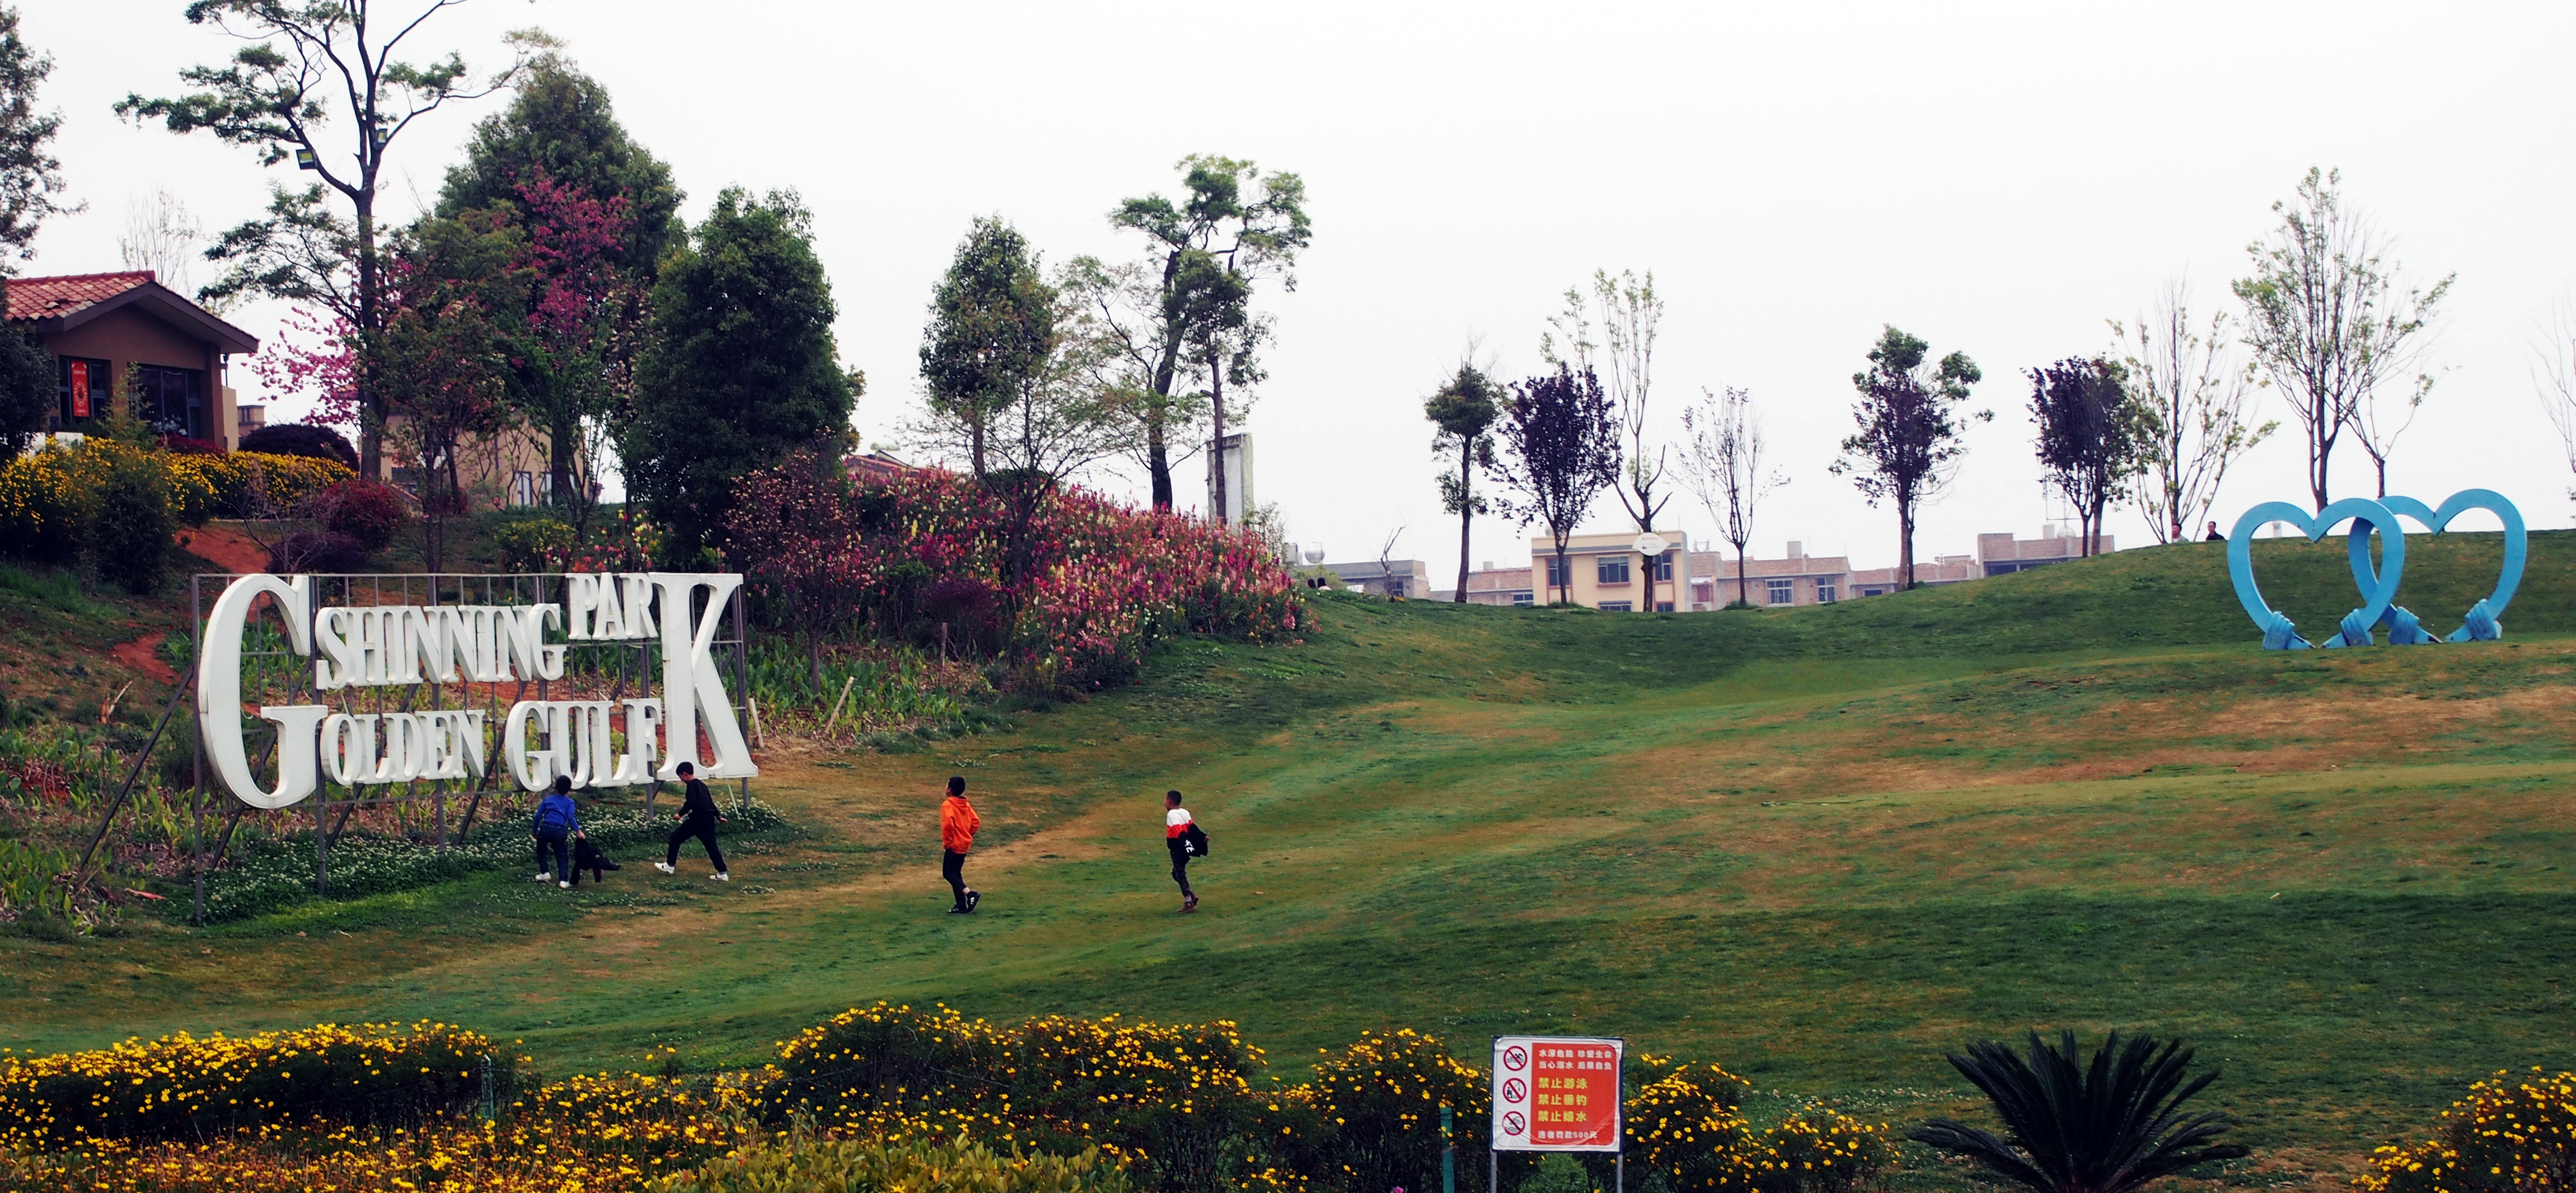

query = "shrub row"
[[2359, 1068, 2576, 1193], [0, 1021, 501, 1148], [202, 797, 790, 922], [653, 1134, 1135, 1193]]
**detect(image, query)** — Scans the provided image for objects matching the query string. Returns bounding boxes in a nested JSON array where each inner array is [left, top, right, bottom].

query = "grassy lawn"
[[4, 533, 2572, 1180]]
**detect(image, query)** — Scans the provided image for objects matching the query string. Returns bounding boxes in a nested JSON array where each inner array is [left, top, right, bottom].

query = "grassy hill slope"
[[4, 534, 2574, 1178]]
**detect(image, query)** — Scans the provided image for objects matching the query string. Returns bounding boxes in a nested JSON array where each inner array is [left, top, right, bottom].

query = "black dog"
[[570, 837, 621, 886]]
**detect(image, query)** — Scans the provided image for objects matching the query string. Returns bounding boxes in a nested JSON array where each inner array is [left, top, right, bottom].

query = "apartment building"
[[1688, 541, 1856, 609], [1515, 531, 1691, 611]]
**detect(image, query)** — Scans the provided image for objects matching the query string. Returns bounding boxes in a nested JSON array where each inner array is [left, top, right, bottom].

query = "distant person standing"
[[654, 761, 729, 882], [1164, 790, 1201, 913], [2204, 520, 2226, 542], [531, 774, 583, 890], [941, 776, 981, 913]]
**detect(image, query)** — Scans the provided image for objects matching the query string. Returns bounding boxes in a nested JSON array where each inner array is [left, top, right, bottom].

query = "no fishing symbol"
[[2227, 489, 2525, 649]]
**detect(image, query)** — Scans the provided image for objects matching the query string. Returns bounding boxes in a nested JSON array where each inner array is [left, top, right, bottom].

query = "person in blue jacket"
[[531, 774, 584, 890]]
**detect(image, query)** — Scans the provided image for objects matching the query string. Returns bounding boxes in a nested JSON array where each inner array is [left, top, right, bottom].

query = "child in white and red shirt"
[[1164, 790, 1198, 913]]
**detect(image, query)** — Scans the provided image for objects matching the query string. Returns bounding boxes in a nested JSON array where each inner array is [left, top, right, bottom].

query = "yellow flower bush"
[[0, 439, 357, 568], [0, 1021, 498, 1148], [2358, 1069, 2576, 1193], [0, 1009, 1897, 1193], [166, 450, 356, 522]]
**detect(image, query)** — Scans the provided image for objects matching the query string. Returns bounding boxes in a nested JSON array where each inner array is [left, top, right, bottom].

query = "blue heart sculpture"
[[2354, 489, 2525, 642], [2228, 497, 2406, 649]]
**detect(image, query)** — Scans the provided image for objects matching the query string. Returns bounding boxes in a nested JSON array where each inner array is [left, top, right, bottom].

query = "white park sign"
[[195, 571, 757, 810]]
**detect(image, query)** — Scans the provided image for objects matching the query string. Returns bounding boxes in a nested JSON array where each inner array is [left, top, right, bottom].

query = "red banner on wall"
[[69, 360, 90, 418]]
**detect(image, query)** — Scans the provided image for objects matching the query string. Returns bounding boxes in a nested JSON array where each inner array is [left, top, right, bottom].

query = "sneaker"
[[654, 862, 676, 875], [532, 873, 552, 882], [964, 890, 980, 913], [1184, 894, 1198, 913], [559, 880, 572, 890], [947, 905, 969, 914], [711, 872, 730, 882]]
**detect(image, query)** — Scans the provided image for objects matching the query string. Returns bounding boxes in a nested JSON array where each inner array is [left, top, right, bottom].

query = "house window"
[[57, 356, 110, 425], [1511, 593, 1534, 607], [1765, 579, 1795, 605], [1385, 579, 1406, 598], [1816, 582, 1838, 604], [131, 365, 208, 440], [1545, 557, 1571, 589], [1596, 557, 1631, 584], [1651, 552, 1673, 581], [1598, 600, 1633, 612], [1655, 601, 1675, 612]]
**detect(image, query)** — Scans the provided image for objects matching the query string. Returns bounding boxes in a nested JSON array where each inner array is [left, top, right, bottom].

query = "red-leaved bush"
[[307, 478, 411, 549], [727, 461, 1303, 692]]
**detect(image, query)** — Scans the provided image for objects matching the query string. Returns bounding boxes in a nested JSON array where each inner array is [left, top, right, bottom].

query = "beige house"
[[1520, 530, 1690, 611], [1688, 541, 1855, 609], [10, 271, 257, 447]]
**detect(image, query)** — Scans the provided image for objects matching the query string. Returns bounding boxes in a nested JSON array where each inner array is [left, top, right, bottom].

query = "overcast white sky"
[[24, 2, 2576, 580]]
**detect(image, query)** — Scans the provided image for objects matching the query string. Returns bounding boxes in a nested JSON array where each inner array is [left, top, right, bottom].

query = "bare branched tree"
[[2233, 168, 2451, 506], [2114, 280, 2275, 543], [2536, 302, 2576, 504], [1545, 269, 1668, 607], [1679, 386, 1785, 609], [119, 189, 209, 301]]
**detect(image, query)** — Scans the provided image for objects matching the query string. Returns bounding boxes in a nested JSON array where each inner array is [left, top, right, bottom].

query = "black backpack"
[[1184, 823, 1210, 858]]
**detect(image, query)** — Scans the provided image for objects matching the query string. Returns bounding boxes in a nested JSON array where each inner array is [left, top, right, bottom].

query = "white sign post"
[[1491, 1036, 1624, 1193]]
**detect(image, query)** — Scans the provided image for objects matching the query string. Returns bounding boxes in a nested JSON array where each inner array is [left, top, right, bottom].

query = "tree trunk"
[[1553, 540, 1571, 605], [1454, 449, 1472, 602], [1898, 501, 1916, 591], [969, 416, 986, 479], [1208, 354, 1228, 524], [1735, 547, 1749, 609], [1147, 420, 1171, 510], [355, 191, 381, 479], [550, 417, 577, 509]]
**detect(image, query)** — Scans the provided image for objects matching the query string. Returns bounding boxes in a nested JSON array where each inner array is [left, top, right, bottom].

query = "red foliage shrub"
[[238, 423, 359, 471], [157, 434, 227, 455], [306, 478, 411, 549], [728, 462, 1303, 691]]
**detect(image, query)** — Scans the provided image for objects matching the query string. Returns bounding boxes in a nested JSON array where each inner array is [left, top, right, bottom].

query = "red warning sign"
[[1490, 1035, 1622, 1152]]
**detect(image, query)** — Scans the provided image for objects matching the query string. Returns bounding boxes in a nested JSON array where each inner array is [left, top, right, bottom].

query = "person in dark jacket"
[[1164, 790, 1199, 913], [531, 774, 583, 890], [654, 761, 729, 881]]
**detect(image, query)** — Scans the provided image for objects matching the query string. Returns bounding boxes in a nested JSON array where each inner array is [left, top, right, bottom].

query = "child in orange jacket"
[[940, 776, 981, 913]]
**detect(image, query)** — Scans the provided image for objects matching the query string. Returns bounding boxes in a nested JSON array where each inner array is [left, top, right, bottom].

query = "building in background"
[[1688, 541, 1855, 609], [1459, 525, 2119, 611], [1206, 432, 1252, 524], [1520, 530, 1690, 611], [1321, 558, 1430, 598], [10, 271, 257, 448]]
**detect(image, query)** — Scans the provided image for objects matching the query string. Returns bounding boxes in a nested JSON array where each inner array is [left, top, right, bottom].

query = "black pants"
[[534, 830, 569, 880], [667, 817, 726, 872], [942, 849, 970, 907], [1169, 849, 1193, 897]]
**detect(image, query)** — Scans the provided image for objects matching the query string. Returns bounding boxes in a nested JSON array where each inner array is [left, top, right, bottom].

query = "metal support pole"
[[1490, 1150, 1498, 1193], [1615, 1154, 1623, 1193], [190, 578, 205, 926], [1442, 1106, 1455, 1193]]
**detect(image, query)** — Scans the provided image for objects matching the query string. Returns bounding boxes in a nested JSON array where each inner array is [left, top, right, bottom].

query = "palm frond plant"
[[1909, 1031, 2251, 1193]]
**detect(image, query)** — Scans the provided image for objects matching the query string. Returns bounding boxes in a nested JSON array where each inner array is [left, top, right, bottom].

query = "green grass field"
[[5, 533, 2573, 1182]]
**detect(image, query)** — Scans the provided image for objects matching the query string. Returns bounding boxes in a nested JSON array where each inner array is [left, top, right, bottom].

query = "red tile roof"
[[4, 271, 157, 322]]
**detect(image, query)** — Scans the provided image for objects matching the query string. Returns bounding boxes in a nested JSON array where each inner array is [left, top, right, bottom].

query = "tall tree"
[[2233, 168, 2451, 506], [920, 216, 1055, 478], [1679, 386, 1785, 609], [118, 3, 530, 477], [2027, 356, 2139, 558], [1546, 270, 1669, 608], [625, 188, 857, 565], [377, 208, 519, 570], [1492, 365, 1621, 607], [2114, 281, 2274, 543], [0, 283, 48, 455], [1424, 360, 1503, 603], [434, 48, 681, 514], [1064, 156, 1309, 514], [1831, 326, 1985, 590], [0, 4, 75, 270]]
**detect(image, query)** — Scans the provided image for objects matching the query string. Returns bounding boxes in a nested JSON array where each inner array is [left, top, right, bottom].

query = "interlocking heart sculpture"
[[2227, 489, 2525, 650]]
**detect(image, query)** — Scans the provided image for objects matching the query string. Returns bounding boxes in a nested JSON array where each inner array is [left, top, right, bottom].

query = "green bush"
[[90, 440, 174, 593], [653, 1134, 1135, 1193], [490, 514, 575, 571]]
